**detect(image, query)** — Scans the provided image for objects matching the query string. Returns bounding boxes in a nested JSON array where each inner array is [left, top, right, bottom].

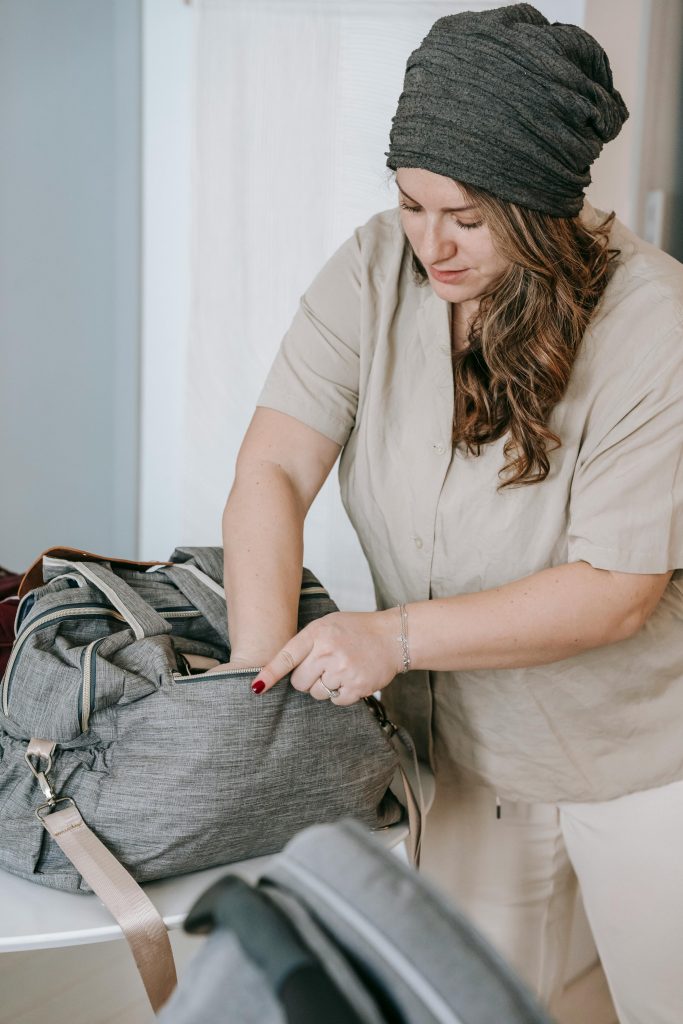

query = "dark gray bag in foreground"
[[0, 546, 402, 892], [159, 819, 555, 1024]]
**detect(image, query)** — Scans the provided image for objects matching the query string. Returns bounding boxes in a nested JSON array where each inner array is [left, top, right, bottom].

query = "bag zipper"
[[172, 666, 263, 682], [159, 609, 201, 620], [80, 636, 109, 732], [3, 600, 204, 718], [2, 604, 125, 716]]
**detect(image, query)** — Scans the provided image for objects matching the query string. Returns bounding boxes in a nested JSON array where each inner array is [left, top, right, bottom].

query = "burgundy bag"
[[0, 567, 21, 677]]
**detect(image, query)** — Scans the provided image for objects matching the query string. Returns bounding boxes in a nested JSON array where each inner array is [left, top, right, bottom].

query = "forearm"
[[393, 561, 647, 672], [222, 465, 304, 664]]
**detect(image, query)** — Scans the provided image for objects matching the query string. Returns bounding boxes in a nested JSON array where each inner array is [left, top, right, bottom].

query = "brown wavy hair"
[[392, 173, 620, 488]]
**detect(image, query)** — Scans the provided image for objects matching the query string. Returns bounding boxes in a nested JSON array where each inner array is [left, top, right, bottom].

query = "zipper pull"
[[496, 794, 501, 819]]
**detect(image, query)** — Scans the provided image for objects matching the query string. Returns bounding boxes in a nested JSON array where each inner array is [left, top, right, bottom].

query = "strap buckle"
[[35, 796, 76, 824]]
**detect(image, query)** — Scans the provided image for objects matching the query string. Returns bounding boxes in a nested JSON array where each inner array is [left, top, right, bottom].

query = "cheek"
[[491, 252, 511, 278], [399, 217, 420, 250], [476, 240, 507, 277]]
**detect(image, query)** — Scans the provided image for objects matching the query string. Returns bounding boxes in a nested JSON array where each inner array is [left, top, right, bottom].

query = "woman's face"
[[396, 168, 510, 309]]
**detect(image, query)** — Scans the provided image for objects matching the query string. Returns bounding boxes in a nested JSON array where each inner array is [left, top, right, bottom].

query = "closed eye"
[[398, 201, 482, 230]]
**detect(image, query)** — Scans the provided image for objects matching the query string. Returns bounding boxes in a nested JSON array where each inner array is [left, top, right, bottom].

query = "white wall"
[[585, 0, 683, 251], [139, 0, 194, 561], [138, 0, 586, 573]]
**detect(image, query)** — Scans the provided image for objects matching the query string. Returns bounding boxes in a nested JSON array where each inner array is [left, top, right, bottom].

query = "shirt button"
[[413, 536, 423, 549], [432, 442, 446, 455]]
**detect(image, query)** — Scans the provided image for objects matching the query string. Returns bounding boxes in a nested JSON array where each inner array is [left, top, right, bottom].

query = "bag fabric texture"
[[158, 819, 554, 1024], [0, 547, 402, 892]]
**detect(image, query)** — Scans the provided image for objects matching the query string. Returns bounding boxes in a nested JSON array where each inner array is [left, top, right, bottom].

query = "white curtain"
[[184, 0, 584, 610]]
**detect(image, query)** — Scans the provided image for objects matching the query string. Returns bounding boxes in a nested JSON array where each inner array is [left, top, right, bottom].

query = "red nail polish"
[[251, 679, 266, 694]]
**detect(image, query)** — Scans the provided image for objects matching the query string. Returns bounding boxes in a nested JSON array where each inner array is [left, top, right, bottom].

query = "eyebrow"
[[396, 183, 477, 214]]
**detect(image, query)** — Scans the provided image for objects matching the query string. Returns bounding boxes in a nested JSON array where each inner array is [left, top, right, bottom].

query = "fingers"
[[251, 627, 318, 695], [251, 640, 350, 704], [309, 678, 332, 701], [326, 686, 353, 708], [250, 646, 296, 694], [249, 614, 361, 706], [310, 674, 344, 702]]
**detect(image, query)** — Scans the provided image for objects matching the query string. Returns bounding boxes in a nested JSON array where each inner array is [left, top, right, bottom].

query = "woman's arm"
[[252, 560, 673, 702], [222, 408, 343, 666], [396, 561, 673, 672]]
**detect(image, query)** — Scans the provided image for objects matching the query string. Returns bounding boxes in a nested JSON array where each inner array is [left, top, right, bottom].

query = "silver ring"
[[318, 672, 342, 700]]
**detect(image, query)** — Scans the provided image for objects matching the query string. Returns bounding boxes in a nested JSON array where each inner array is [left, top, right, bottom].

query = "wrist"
[[229, 628, 296, 668], [376, 605, 411, 676], [229, 647, 279, 666], [396, 602, 411, 673]]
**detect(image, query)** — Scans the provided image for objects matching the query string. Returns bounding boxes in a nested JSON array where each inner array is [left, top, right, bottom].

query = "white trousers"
[[419, 771, 683, 1024]]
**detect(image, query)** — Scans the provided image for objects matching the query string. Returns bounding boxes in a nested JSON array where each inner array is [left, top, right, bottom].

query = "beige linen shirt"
[[255, 201, 683, 802]]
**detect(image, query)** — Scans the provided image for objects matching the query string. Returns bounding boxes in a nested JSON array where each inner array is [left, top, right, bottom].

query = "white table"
[[0, 770, 435, 1024], [0, 782, 433, 953]]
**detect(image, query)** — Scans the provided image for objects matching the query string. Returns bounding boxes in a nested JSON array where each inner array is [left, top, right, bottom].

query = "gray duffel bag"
[[1, 545, 405, 890], [0, 546, 413, 1010]]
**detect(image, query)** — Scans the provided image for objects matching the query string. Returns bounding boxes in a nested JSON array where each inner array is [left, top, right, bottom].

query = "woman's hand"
[[250, 609, 402, 706]]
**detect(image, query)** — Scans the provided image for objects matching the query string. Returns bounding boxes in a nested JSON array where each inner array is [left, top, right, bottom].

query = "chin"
[[430, 279, 476, 299]]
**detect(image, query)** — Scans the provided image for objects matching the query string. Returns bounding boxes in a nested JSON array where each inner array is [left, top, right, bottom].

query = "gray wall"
[[0, 0, 140, 571]]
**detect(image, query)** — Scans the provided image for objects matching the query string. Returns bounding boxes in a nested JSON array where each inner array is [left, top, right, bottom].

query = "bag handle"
[[43, 557, 171, 640], [19, 545, 170, 598], [392, 727, 425, 866], [364, 697, 424, 866], [148, 562, 229, 643]]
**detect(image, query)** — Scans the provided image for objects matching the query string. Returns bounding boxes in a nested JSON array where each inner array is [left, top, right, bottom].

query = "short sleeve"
[[568, 329, 683, 573], [255, 231, 361, 447]]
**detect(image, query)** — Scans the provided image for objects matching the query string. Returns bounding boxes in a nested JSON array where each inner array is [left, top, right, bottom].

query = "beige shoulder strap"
[[389, 727, 425, 866], [28, 740, 177, 1013]]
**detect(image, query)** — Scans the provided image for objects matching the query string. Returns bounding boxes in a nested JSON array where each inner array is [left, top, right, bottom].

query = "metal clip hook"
[[25, 750, 57, 805]]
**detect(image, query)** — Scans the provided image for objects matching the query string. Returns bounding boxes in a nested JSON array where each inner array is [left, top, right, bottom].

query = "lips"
[[430, 266, 470, 282]]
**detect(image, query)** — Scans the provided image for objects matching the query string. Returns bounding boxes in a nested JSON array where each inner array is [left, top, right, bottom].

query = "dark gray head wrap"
[[385, 3, 629, 217]]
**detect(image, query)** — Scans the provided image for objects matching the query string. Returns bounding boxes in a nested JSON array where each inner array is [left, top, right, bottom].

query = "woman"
[[218, 5, 683, 1022]]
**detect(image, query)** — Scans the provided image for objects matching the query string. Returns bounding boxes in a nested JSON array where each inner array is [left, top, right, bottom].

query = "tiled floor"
[[0, 936, 618, 1024]]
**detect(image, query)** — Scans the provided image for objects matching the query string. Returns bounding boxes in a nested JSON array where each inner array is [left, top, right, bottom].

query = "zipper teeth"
[[3, 578, 330, 715], [2, 606, 124, 717], [81, 639, 99, 732], [17, 603, 124, 640], [172, 666, 262, 681], [12, 578, 85, 634]]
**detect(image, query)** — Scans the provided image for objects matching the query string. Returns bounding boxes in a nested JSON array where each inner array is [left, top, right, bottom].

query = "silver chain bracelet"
[[397, 603, 411, 673]]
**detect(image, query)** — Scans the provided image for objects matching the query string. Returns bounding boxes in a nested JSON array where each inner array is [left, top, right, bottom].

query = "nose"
[[420, 217, 456, 267]]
